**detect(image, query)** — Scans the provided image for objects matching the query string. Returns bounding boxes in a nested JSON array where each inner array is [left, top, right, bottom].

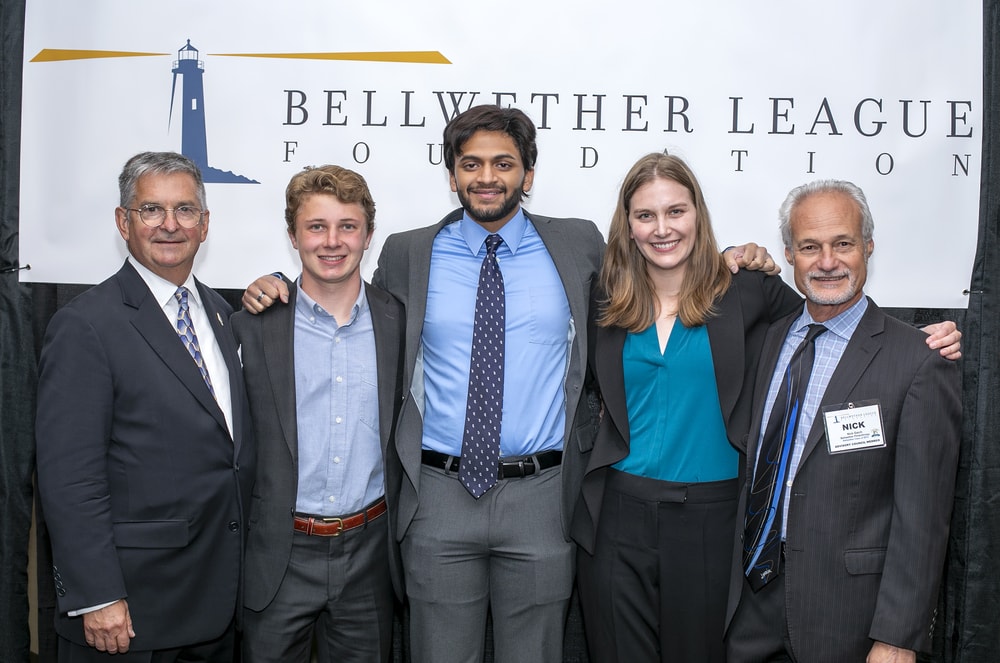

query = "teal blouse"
[[612, 322, 738, 483]]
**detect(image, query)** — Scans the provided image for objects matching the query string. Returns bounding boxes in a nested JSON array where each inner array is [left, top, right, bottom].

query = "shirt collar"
[[791, 295, 868, 342], [294, 275, 368, 325], [127, 256, 200, 310], [459, 207, 528, 256]]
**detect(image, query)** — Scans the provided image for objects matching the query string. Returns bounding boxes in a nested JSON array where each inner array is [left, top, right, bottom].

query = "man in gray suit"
[[725, 180, 962, 663], [233, 165, 404, 662], [367, 105, 604, 663]]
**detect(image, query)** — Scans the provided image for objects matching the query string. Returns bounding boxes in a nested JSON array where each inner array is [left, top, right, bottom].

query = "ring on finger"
[[256, 291, 266, 302]]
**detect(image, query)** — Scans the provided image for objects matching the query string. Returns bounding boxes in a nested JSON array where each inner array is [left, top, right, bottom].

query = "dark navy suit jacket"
[[36, 260, 255, 651]]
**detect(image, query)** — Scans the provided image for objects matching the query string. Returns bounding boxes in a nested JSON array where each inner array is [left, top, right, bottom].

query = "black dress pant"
[[577, 469, 738, 663]]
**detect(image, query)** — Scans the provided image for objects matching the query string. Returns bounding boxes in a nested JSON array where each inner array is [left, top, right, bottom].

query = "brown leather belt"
[[293, 497, 386, 537]]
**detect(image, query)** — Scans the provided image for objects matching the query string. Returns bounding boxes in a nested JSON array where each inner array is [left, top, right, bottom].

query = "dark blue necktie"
[[743, 323, 827, 590], [459, 234, 505, 498], [174, 287, 215, 397]]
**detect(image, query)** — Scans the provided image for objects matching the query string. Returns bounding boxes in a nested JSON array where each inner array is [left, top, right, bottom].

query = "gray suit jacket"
[[725, 298, 962, 660], [372, 207, 604, 540], [231, 280, 405, 609], [36, 261, 254, 650]]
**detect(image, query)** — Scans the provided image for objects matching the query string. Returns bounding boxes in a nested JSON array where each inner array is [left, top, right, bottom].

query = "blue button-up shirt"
[[293, 280, 383, 516], [422, 210, 571, 457]]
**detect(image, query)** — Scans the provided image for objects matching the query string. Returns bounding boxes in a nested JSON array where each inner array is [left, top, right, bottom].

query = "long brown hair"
[[599, 152, 731, 331]]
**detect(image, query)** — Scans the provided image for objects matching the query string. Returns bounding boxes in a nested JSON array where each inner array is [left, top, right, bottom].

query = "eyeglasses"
[[127, 204, 205, 228]]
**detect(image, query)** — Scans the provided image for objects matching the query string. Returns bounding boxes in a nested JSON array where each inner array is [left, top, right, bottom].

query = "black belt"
[[421, 449, 562, 478]]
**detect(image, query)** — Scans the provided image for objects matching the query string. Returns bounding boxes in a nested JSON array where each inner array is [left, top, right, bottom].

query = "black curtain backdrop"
[[1, 1, 35, 661], [1, 2, 997, 662]]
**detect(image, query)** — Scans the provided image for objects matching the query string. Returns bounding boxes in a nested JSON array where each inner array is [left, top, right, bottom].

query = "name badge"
[[821, 400, 886, 454]]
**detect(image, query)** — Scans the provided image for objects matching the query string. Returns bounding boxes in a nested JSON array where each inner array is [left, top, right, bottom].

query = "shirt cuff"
[[68, 599, 120, 617]]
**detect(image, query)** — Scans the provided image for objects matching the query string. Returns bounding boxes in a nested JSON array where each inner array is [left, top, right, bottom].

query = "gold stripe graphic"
[[208, 51, 451, 64], [32, 49, 450, 65], [31, 49, 169, 62]]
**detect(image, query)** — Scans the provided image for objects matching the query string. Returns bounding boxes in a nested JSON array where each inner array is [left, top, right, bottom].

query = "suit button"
[[57, 588, 66, 597], [228, 521, 240, 532]]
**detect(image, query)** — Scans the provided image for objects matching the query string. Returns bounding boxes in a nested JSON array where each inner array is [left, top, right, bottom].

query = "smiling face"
[[449, 130, 534, 230], [289, 193, 371, 295], [627, 176, 697, 281], [785, 190, 874, 322], [115, 171, 209, 286]]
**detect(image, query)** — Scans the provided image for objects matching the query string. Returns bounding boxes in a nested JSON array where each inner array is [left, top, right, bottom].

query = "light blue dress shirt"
[[755, 296, 868, 535], [422, 210, 571, 457], [293, 280, 384, 516]]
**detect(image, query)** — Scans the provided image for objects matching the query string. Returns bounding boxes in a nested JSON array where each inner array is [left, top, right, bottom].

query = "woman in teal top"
[[571, 152, 802, 662], [616, 322, 736, 483]]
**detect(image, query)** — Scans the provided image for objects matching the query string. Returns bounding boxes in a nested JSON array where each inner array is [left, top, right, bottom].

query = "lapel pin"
[[216, 312, 224, 326]]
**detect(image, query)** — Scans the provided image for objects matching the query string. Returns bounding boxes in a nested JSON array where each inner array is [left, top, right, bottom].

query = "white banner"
[[20, 1, 982, 307]]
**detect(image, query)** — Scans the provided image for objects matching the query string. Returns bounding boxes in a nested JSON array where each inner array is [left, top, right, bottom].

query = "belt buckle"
[[320, 516, 344, 535], [504, 458, 533, 478]]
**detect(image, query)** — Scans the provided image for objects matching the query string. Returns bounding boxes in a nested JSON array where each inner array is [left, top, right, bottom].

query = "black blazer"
[[35, 261, 255, 650], [572, 269, 802, 553]]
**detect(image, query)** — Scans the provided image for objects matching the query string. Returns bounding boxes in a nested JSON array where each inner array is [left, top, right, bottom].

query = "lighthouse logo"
[[169, 40, 257, 183], [30, 41, 450, 184]]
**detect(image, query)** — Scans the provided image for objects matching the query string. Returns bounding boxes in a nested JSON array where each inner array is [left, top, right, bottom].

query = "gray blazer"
[[232, 280, 405, 609], [725, 298, 962, 660], [372, 207, 605, 540]]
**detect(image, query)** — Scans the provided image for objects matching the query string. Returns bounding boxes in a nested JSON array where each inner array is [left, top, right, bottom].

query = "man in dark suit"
[[725, 180, 962, 663], [232, 165, 404, 662], [35, 151, 254, 662]]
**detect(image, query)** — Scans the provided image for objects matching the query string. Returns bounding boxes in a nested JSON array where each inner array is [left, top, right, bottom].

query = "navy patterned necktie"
[[743, 323, 827, 591], [459, 234, 505, 498], [174, 287, 215, 397]]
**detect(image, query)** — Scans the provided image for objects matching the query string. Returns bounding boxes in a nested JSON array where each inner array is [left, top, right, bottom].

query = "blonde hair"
[[599, 152, 731, 331]]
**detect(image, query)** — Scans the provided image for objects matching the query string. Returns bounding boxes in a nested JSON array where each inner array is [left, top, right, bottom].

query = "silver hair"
[[778, 179, 874, 250], [118, 152, 206, 209]]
